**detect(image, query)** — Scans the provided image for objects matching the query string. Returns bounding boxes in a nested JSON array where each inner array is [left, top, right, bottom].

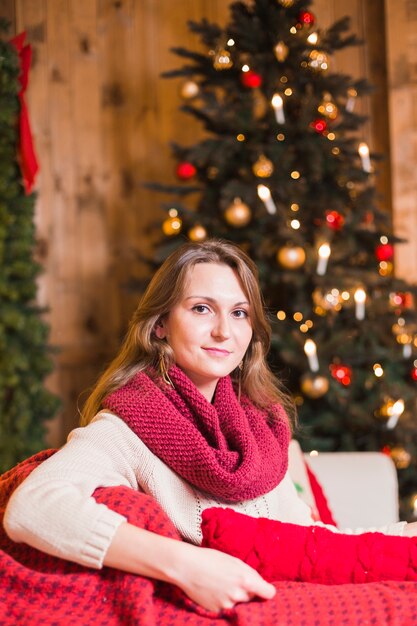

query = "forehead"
[[183, 262, 248, 299]]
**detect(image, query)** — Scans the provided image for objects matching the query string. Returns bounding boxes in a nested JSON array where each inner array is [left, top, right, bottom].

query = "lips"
[[202, 347, 231, 356]]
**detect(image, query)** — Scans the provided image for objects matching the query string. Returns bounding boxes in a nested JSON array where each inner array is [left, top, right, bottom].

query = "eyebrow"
[[185, 295, 250, 306]]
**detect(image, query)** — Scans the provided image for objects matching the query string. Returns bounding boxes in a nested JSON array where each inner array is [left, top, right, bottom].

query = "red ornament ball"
[[176, 161, 197, 180], [375, 243, 394, 262], [241, 70, 263, 89], [412, 367, 417, 382], [391, 292, 413, 309], [298, 10, 315, 27], [310, 118, 327, 134], [330, 363, 352, 386], [326, 210, 345, 231]]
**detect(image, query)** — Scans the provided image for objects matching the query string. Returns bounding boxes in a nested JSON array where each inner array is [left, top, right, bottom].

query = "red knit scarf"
[[102, 365, 290, 502]]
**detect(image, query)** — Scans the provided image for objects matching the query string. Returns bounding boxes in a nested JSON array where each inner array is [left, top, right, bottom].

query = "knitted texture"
[[201, 507, 417, 584], [2, 452, 417, 626], [103, 365, 291, 502]]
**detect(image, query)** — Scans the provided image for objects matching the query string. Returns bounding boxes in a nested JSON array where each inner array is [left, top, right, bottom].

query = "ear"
[[154, 321, 166, 339]]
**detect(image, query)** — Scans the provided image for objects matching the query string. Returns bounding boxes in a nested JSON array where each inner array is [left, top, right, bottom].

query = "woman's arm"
[[105, 521, 276, 611], [3, 415, 140, 567], [3, 414, 275, 611]]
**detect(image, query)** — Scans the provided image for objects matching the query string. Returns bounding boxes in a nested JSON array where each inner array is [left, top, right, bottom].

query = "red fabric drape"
[[10, 32, 39, 194]]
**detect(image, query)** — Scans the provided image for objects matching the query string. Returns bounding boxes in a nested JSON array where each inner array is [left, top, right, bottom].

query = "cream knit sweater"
[[3, 411, 406, 569]]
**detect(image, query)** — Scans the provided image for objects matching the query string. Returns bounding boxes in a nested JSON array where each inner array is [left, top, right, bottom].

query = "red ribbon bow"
[[10, 32, 39, 194]]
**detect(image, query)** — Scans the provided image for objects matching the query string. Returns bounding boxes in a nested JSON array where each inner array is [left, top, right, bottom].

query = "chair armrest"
[[305, 451, 399, 528]]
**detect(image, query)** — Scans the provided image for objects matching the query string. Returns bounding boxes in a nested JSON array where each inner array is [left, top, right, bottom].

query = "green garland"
[[0, 21, 59, 472]]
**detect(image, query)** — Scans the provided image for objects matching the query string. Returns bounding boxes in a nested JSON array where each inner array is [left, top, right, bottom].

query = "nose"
[[211, 313, 231, 340]]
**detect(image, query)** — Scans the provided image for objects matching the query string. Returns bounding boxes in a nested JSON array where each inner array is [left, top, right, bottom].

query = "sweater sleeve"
[[3, 414, 144, 569]]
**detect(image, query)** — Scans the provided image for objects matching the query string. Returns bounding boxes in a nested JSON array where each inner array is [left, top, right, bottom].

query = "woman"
[[3, 239, 416, 612]]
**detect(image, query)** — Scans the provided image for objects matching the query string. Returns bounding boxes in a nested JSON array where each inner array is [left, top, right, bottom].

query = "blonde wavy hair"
[[80, 239, 295, 426]]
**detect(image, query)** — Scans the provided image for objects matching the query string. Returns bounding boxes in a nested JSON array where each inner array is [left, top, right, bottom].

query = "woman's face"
[[156, 262, 253, 402]]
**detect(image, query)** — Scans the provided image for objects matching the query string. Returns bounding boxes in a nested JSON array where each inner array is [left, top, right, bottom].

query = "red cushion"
[[201, 506, 417, 584]]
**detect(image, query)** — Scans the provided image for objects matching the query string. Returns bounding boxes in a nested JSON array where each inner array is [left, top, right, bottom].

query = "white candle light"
[[358, 142, 371, 172], [304, 339, 319, 372], [354, 288, 366, 320], [307, 32, 318, 45], [386, 399, 405, 430], [346, 88, 357, 112], [257, 184, 276, 214], [403, 341, 412, 359], [271, 93, 285, 124], [316, 243, 331, 276]]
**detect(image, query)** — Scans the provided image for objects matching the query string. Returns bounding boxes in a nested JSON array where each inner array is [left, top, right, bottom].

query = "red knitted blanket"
[[103, 365, 291, 502], [2, 451, 417, 626]]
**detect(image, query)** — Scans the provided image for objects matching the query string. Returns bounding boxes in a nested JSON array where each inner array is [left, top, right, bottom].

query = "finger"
[[251, 579, 276, 600]]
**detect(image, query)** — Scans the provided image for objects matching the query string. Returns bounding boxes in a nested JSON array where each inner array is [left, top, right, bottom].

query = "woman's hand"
[[173, 543, 276, 612], [105, 522, 275, 612]]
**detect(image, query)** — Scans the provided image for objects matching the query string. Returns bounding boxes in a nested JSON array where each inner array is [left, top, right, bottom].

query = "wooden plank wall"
[[3, 0, 403, 443], [385, 0, 417, 280]]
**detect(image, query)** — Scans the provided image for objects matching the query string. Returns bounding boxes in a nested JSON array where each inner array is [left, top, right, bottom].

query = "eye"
[[232, 309, 249, 319], [192, 304, 211, 314]]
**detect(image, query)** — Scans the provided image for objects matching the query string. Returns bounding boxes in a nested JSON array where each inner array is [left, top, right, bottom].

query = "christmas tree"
[[148, 0, 417, 519], [0, 23, 59, 473]]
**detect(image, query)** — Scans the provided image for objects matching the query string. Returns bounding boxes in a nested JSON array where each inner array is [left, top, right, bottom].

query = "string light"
[[373, 364, 384, 377]]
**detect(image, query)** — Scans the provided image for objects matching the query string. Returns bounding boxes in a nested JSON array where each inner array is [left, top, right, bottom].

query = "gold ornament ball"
[[188, 224, 207, 242], [308, 50, 329, 72], [224, 198, 252, 227], [390, 446, 411, 470], [277, 245, 306, 269], [162, 216, 182, 236], [213, 48, 233, 70], [180, 80, 199, 100], [318, 94, 338, 119], [274, 41, 289, 62], [252, 154, 274, 178], [379, 398, 395, 418], [277, 0, 294, 6], [253, 88, 268, 120], [301, 374, 329, 399], [207, 166, 219, 180]]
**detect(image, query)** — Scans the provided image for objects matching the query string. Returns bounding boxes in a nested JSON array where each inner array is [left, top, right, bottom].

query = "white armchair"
[[288, 440, 400, 528]]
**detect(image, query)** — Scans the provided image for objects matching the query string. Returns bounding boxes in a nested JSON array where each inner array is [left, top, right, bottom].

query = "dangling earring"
[[159, 353, 174, 387], [237, 361, 243, 402]]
